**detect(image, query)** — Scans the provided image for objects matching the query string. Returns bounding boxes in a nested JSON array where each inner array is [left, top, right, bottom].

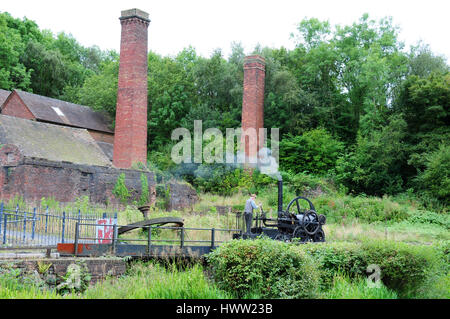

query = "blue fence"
[[0, 203, 117, 248]]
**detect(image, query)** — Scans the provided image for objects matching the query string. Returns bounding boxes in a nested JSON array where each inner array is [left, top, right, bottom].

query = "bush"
[[112, 173, 130, 204], [335, 115, 407, 196], [206, 238, 320, 298], [415, 144, 450, 206], [312, 194, 410, 224], [301, 240, 439, 296], [407, 210, 450, 229], [280, 129, 344, 175], [284, 172, 334, 197]]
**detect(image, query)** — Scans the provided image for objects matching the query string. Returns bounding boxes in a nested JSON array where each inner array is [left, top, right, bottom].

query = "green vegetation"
[[207, 238, 321, 298], [0, 11, 448, 300], [1, 11, 448, 207], [112, 173, 130, 205]]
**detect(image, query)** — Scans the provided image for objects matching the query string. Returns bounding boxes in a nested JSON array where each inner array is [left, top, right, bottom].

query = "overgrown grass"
[[82, 261, 232, 299], [0, 261, 231, 299], [322, 274, 398, 299]]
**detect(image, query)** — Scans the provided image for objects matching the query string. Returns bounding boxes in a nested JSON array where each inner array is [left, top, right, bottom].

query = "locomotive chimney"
[[278, 179, 283, 213], [241, 55, 266, 161], [113, 9, 150, 168]]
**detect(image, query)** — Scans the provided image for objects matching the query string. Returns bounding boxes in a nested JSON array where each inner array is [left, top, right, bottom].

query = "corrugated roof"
[[0, 114, 112, 167], [14, 90, 114, 133], [0, 89, 10, 107]]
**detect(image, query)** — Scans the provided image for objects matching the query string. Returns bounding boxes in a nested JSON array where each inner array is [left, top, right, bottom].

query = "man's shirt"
[[244, 198, 258, 214]]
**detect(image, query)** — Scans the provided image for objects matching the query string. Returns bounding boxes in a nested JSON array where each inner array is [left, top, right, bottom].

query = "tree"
[[0, 12, 32, 90], [335, 115, 408, 195], [279, 128, 344, 175], [415, 144, 450, 206], [407, 42, 449, 77]]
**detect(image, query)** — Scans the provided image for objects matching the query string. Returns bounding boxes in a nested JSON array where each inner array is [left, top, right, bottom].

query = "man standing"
[[244, 194, 261, 235]]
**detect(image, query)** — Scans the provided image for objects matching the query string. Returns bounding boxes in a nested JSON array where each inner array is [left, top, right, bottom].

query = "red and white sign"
[[96, 218, 117, 244]]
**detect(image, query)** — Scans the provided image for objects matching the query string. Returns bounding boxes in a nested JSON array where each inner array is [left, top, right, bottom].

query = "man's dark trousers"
[[244, 212, 253, 234]]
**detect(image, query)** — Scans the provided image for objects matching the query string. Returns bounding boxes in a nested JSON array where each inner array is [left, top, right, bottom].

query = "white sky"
[[1, 0, 449, 60]]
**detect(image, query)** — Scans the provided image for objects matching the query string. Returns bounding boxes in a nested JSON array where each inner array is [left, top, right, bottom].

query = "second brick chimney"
[[113, 9, 150, 168], [241, 55, 266, 161]]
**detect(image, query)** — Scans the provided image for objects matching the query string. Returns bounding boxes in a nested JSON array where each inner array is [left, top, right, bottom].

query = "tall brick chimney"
[[241, 55, 266, 160], [113, 9, 150, 168]]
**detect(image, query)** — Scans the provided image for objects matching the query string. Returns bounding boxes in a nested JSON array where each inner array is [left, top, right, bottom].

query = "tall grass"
[[82, 261, 232, 299], [323, 274, 398, 299]]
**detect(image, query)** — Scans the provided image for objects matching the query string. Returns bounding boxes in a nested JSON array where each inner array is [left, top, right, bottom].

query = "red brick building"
[[0, 9, 201, 209], [0, 90, 114, 161]]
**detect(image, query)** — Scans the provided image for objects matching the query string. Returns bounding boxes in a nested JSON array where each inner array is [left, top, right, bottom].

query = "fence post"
[[0, 202, 3, 233], [2, 213, 7, 244], [31, 208, 36, 240], [111, 224, 117, 255], [211, 228, 215, 248], [45, 206, 49, 235], [74, 222, 79, 256], [61, 211, 66, 244], [180, 227, 184, 248], [22, 209, 27, 243], [147, 226, 152, 256]]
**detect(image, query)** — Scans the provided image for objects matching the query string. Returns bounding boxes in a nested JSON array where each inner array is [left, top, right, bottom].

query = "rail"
[[70, 221, 242, 257]]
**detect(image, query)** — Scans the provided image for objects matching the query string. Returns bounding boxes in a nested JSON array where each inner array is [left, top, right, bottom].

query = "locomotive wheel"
[[302, 210, 320, 236], [313, 229, 326, 242], [286, 196, 316, 216], [274, 233, 291, 242], [292, 226, 310, 243], [318, 214, 326, 225]]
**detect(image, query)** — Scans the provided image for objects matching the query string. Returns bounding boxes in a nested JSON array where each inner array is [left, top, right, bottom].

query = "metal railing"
[[72, 221, 242, 256], [0, 203, 117, 248]]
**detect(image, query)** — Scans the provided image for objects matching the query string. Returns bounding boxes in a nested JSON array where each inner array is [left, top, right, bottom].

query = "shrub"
[[138, 173, 150, 206], [112, 173, 130, 204], [415, 144, 450, 206], [284, 172, 334, 197], [407, 210, 450, 229], [312, 194, 409, 224], [335, 115, 407, 196], [56, 260, 91, 295], [206, 238, 320, 299], [280, 129, 344, 175], [301, 240, 439, 296]]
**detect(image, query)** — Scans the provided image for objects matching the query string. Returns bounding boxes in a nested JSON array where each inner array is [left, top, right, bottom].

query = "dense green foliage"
[[206, 238, 321, 298], [207, 238, 447, 298], [1, 11, 449, 206], [280, 129, 344, 175]]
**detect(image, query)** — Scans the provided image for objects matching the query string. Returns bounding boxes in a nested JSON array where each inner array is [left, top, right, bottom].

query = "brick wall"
[[113, 10, 150, 169], [1, 92, 36, 120], [0, 145, 198, 209], [88, 130, 114, 144], [241, 55, 266, 159]]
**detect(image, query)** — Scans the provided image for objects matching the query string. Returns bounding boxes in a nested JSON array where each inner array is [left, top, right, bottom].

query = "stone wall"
[[0, 145, 198, 210], [0, 257, 127, 284]]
